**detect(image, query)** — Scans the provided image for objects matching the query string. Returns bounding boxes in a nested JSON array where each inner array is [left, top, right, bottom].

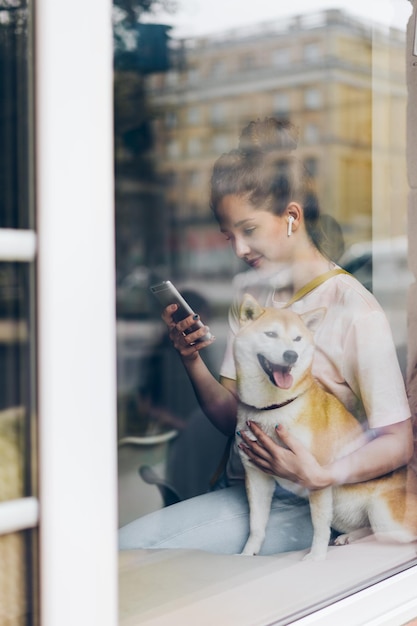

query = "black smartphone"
[[150, 280, 213, 342]]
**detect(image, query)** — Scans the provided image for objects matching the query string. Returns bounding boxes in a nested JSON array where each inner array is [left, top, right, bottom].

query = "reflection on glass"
[[0, 262, 32, 502], [0, 0, 32, 229], [116, 3, 415, 624], [0, 531, 28, 623]]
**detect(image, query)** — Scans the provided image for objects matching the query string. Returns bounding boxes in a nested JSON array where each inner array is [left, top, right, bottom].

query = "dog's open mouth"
[[257, 354, 294, 389]]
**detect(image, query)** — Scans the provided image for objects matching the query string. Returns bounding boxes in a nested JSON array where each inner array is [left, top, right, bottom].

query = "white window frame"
[[35, 1, 117, 625]]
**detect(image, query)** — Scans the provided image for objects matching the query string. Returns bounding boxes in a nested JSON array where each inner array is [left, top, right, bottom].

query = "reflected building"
[[145, 9, 407, 276]]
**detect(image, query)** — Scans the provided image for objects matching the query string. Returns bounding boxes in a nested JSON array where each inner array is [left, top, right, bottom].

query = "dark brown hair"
[[210, 118, 330, 255]]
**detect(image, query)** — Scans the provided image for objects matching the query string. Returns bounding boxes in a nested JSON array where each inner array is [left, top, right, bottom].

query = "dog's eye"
[[293, 336, 302, 342], [265, 331, 278, 338]]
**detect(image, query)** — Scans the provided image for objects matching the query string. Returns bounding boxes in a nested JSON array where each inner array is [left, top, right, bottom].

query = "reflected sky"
[[141, 0, 412, 37]]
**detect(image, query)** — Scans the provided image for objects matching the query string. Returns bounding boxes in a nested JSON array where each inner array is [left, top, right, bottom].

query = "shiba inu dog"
[[234, 293, 417, 561]]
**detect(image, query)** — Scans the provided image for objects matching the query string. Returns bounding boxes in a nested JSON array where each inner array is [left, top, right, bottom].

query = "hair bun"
[[238, 118, 299, 155]]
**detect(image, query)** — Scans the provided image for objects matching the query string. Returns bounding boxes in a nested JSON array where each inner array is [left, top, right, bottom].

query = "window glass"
[[0, 1, 37, 624], [272, 48, 290, 66], [210, 59, 226, 76], [304, 41, 321, 61], [166, 139, 180, 158], [0, 263, 33, 501], [304, 86, 322, 109], [165, 110, 177, 128], [0, 530, 34, 624], [116, 2, 416, 623], [187, 106, 200, 125], [273, 92, 290, 118], [211, 134, 229, 154], [0, 0, 32, 229], [186, 136, 202, 156], [210, 102, 226, 125], [304, 122, 320, 144]]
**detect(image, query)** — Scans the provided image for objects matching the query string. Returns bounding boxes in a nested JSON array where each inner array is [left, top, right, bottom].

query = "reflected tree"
[[113, 0, 176, 317]]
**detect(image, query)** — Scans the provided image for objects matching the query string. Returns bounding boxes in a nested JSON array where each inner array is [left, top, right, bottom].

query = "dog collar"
[[260, 396, 299, 411], [240, 396, 299, 411]]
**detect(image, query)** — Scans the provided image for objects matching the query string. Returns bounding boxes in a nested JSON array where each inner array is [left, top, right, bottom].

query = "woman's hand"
[[162, 304, 214, 361], [238, 421, 331, 491], [239, 419, 414, 490]]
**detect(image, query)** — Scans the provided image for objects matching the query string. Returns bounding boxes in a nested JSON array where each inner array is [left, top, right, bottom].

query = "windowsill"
[[119, 537, 417, 625]]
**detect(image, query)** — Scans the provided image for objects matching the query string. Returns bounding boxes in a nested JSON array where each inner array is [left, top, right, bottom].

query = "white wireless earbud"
[[287, 215, 295, 237]]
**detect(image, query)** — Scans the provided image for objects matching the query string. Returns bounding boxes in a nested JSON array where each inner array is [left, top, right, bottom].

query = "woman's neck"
[[290, 244, 335, 294]]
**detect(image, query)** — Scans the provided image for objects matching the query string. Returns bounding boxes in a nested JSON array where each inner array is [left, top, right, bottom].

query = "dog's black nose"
[[283, 350, 298, 365]]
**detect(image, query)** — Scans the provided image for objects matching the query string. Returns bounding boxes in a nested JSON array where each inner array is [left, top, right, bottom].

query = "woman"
[[119, 118, 412, 555]]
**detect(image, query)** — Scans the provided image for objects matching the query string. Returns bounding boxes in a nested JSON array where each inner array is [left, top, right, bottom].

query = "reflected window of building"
[[210, 102, 227, 125], [210, 60, 227, 76], [304, 123, 320, 144], [211, 134, 229, 154], [304, 87, 322, 109], [167, 140, 181, 158], [187, 106, 201, 125], [187, 137, 202, 156], [187, 68, 199, 84], [303, 41, 321, 62], [187, 170, 202, 187], [240, 53, 256, 70], [165, 70, 179, 87], [272, 48, 290, 67], [165, 111, 177, 129], [273, 92, 290, 119]]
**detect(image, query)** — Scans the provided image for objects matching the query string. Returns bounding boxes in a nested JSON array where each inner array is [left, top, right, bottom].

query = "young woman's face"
[[215, 194, 291, 270]]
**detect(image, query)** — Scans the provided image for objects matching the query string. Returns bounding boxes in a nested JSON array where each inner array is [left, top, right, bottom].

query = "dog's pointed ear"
[[300, 307, 326, 334], [239, 293, 264, 323]]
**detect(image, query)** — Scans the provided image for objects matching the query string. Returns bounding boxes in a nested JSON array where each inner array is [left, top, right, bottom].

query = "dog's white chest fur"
[[237, 399, 312, 498]]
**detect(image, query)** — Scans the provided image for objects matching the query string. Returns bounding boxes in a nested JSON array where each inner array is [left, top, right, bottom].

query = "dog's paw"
[[333, 533, 350, 546], [333, 527, 372, 546], [241, 539, 262, 556]]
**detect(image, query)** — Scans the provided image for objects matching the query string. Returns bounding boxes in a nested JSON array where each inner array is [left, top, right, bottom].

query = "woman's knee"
[[118, 485, 250, 553]]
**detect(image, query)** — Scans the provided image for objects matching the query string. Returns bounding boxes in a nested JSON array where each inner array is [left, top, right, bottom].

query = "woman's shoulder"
[[321, 270, 384, 315]]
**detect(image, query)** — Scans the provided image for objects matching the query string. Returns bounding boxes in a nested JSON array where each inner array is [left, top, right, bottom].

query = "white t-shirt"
[[220, 268, 411, 483]]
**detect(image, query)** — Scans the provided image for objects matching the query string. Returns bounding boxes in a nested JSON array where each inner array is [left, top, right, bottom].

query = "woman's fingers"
[[238, 430, 272, 461], [161, 303, 180, 328], [239, 421, 330, 490], [239, 442, 275, 474], [164, 306, 212, 344], [162, 305, 213, 358], [238, 421, 302, 477]]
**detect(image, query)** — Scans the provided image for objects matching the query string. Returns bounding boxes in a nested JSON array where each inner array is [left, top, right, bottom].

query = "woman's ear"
[[285, 203, 302, 234]]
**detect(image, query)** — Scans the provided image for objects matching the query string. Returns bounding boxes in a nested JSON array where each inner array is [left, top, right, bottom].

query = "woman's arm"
[[239, 418, 413, 490], [162, 303, 238, 436]]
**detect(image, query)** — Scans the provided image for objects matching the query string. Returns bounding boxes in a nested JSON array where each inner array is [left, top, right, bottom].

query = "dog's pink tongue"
[[273, 369, 293, 389]]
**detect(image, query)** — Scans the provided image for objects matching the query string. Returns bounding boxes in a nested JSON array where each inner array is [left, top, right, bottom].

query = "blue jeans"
[[118, 484, 314, 555]]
